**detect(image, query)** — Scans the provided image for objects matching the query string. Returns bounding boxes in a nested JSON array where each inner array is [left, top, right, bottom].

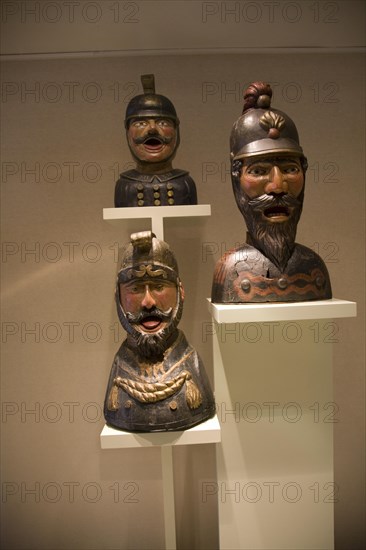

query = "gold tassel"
[[107, 385, 120, 411], [185, 378, 202, 409]]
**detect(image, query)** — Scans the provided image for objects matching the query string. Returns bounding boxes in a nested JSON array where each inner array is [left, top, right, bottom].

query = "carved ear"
[[179, 281, 185, 302]]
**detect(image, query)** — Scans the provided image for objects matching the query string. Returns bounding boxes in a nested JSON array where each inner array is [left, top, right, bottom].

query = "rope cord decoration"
[[107, 369, 202, 411]]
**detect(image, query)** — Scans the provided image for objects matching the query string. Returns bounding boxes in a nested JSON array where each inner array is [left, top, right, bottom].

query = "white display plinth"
[[208, 297, 357, 323], [100, 415, 220, 550], [209, 299, 356, 550], [103, 204, 211, 240], [100, 414, 221, 449]]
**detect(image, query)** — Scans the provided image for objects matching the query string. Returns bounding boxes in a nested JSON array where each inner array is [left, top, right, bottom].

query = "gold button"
[[167, 190, 174, 197], [153, 184, 159, 191], [137, 192, 144, 199], [167, 183, 173, 190], [168, 198, 175, 205], [125, 400, 132, 409], [153, 192, 160, 199], [137, 184, 144, 191], [154, 200, 161, 206], [170, 401, 177, 411], [138, 200, 144, 206]]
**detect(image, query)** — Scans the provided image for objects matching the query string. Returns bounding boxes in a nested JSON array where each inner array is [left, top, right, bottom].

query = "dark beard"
[[126, 306, 176, 361], [130, 325, 177, 362], [243, 193, 303, 272], [118, 297, 184, 363]]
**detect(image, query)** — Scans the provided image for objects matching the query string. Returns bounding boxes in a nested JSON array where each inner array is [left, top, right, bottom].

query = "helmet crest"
[[230, 81, 305, 161]]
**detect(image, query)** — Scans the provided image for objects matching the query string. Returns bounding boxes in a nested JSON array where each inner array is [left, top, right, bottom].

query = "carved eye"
[[154, 284, 165, 292], [283, 165, 300, 175], [129, 285, 141, 293], [247, 165, 268, 176], [156, 119, 172, 128]]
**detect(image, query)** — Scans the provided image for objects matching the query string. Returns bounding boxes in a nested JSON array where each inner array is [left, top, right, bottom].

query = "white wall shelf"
[[103, 204, 211, 240], [208, 297, 357, 324], [100, 414, 221, 450]]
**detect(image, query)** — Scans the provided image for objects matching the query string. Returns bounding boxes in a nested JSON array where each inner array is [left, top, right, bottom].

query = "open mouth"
[[140, 316, 163, 331], [263, 205, 290, 221], [143, 137, 164, 152]]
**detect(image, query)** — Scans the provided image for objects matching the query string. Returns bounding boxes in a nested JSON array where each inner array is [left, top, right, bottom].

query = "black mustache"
[[126, 307, 173, 324], [133, 132, 172, 145], [248, 193, 301, 211]]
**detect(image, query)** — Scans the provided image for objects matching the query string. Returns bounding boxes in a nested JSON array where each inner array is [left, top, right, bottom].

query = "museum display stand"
[[100, 205, 220, 550], [207, 298, 357, 550], [103, 204, 211, 240]]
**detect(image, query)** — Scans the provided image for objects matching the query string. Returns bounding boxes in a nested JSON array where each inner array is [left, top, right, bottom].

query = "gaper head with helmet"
[[116, 231, 184, 361], [230, 81, 308, 271], [124, 74, 180, 170]]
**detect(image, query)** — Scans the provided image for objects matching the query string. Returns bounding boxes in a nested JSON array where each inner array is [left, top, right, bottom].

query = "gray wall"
[[1, 2, 365, 549]]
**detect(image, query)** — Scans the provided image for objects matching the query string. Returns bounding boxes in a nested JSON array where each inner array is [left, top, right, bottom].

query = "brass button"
[[167, 183, 173, 190], [278, 278, 288, 289], [154, 199, 161, 206], [170, 401, 177, 411], [137, 184, 144, 191], [153, 192, 160, 199], [137, 192, 144, 199], [241, 278, 251, 292], [138, 200, 144, 206], [168, 198, 175, 205], [167, 190, 174, 197], [125, 400, 132, 409], [153, 184, 159, 191]]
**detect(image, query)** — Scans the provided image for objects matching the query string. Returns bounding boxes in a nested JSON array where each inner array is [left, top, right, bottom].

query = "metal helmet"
[[124, 74, 180, 129], [117, 231, 179, 285], [230, 82, 305, 161]]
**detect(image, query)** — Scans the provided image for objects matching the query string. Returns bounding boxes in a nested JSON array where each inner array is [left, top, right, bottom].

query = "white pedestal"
[[209, 299, 356, 550], [103, 204, 211, 240], [100, 414, 221, 449], [101, 204, 214, 549], [100, 416, 220, 550]]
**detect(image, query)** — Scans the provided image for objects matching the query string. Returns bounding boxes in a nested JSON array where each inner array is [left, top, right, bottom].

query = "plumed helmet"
[[230, 81, 305, 161], [125, 74, 180, 128], [117, 231, 179, 285]]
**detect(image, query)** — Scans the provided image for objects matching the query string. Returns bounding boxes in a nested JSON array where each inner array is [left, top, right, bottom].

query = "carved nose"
[[141, 287, 156, 309], [265, 166, 288, 194]]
